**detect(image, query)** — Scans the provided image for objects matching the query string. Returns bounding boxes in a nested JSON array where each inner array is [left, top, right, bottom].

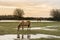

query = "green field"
[[0, 22, 60, 40]]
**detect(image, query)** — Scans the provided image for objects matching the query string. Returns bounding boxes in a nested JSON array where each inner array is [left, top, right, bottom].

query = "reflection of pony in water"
[[17, 20, 31, 38]]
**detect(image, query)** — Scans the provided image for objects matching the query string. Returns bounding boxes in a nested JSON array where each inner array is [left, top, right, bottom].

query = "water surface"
[[0, 34, 60, 40], [0, 20, 55, 22]]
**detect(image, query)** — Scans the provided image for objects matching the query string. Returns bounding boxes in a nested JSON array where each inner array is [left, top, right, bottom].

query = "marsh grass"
[[0, 22, 60, 36], [31, 38, 60, 40]]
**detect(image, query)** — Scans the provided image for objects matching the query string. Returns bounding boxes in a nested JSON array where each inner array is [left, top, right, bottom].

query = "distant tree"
[[14, 8, 24, 17], [50, 9, 60, 20]]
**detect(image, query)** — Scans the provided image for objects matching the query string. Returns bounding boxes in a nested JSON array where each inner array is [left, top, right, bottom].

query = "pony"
[[17, 20, 31, 38]]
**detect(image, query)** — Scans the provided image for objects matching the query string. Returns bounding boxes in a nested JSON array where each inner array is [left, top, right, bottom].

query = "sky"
[[0, 0, 60, 17]]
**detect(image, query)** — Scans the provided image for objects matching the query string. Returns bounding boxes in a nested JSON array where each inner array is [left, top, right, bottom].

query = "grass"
[[31, 38, 60, 40], [31, 22, 60, 27], [0, 22, 60, 35]]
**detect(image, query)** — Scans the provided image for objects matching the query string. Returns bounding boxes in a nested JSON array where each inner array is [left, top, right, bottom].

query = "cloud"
[[0, 3, 52, 17], [0, 0, 60, 8], [0, 0, 58, 17], [0, 0, 28, 3], [0, 6, 17, 8], [20, 3, 53, 17]]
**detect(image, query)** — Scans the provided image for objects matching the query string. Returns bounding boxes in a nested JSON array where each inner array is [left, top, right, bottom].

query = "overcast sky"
[[0, 0, 60, 17]]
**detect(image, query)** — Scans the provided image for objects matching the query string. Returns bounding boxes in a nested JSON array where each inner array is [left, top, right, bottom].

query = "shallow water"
[[0, 34, 60, 40], [14, 27, 58, 31], [0, 20, 54, 22]]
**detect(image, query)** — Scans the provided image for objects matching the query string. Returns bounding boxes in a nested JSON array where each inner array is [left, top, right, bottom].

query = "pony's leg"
[[17, 24, 21, 31], [22, 26, 24, 39], [22, 34, 24, 39], [17, 26, 21, 38], [27, 25, 30, 39], [27, 25, 30, 32]]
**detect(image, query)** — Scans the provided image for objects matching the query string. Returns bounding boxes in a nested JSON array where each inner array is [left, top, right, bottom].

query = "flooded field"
[[0, 21, 60, 40], [0, 25, 60, 40]]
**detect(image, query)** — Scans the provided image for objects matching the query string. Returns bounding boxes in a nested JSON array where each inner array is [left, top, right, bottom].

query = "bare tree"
[[14, 8, 24, 17], [50, 9, 60, 19]]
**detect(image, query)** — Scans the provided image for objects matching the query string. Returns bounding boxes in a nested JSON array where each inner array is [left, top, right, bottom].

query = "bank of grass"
[[0, 22, 60, 27], [0, 28, 60, 36], [31, 38, 60, 40], [0, 22, 60, 35], [31, 21, 60, 27]]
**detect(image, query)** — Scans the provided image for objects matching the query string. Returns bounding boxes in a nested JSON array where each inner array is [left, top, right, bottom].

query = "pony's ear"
[[21, 20, 24, 22], [27, 21, 30, 22]]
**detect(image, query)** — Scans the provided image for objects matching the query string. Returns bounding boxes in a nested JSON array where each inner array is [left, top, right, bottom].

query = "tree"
[[50, 9, 60, 20], [14, 8, 24, 17]]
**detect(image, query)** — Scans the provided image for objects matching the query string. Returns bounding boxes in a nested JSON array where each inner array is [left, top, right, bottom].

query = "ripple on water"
[[0, 34, 60, 40], [14, 27, 58, 31]]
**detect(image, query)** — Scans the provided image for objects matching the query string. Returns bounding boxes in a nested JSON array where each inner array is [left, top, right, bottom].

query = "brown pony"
[[17, 20, 31, 38]]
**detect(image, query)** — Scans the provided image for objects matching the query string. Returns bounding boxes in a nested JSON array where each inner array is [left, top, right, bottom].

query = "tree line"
[[0, 8, 60, 21], [0, 8, 24, 20]]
